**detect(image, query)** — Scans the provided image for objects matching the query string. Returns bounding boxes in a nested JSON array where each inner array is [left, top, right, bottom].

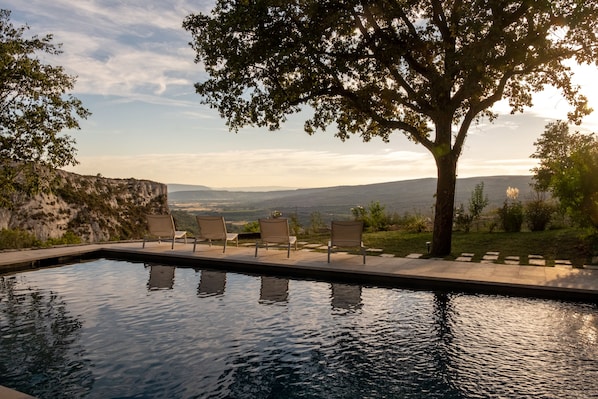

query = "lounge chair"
[[193, 215, 239, 253], [328, 220, 366, 264], [143, 214, 187, 249], [255, 218, 297, 258]]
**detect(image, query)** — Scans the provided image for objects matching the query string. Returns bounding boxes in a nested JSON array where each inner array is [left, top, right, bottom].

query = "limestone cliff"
[[0, 170, 169, 242]]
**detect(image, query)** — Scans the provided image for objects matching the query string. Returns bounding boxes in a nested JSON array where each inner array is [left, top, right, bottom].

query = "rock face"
[[0, 170, 169, 242]]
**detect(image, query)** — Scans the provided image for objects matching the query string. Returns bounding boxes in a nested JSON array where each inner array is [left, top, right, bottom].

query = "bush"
[[0, 228, 40, 249], [497, 187, 524, 232], [352, 201, 391, 232], [454, 203, 473, 232], [498, 201, 524, 232], [397, 212, 431, 233], [243, 221, 260, 233], [46, 231, 82, 246], [525, 199, 555, 231]]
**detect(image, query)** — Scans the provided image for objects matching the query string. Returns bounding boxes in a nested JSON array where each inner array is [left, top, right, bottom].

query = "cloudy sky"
[[6, 1, 598, 189]]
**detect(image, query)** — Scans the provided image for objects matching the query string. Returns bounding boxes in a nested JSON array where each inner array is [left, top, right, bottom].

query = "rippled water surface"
[[1, 258, 598, 398]]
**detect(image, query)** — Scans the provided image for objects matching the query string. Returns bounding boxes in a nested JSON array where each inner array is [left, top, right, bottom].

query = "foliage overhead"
[[184, 0, 598, 255], [184, 0, 595, 144], [0, 9, 90, 207], [531, 120, 598, 228]]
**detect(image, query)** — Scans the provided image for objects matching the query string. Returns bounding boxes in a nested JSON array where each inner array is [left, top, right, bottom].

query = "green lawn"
[[297, 228, 596, 267]]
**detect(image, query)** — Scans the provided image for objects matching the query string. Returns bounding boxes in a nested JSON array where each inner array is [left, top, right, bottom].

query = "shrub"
[[454, 203, 473, 232], [0, 228, 40, 249], [46, 231, 82, 246], [398, 212, 431, 233], [498, 187, 524, 232], [243, 221, 260, 233], [351, 201, 391, 232], [525, 199, 555, 231]]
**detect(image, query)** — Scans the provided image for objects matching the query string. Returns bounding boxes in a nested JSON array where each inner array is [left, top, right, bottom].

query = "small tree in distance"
[[185, 1, 598, 256], [469, 182, 489, 232], [454, 182, 488, 232]]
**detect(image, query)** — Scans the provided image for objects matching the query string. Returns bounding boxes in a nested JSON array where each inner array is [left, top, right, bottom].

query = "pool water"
[[1, 258, 598, 398]]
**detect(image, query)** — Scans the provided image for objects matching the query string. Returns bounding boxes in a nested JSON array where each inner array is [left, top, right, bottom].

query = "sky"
[[6, 1, 598, 190]]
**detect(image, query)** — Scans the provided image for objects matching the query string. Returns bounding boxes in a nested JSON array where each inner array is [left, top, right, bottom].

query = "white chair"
[[255, 218, 297, 258], [193, 215, 239, 253], [328, 221, 366, 264], [143, 214, 187, 249]]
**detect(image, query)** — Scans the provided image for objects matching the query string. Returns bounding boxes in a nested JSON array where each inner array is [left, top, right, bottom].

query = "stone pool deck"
[[2, 240, 598, 302]]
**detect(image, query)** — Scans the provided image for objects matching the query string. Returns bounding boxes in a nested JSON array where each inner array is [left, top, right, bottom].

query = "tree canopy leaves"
[[0, 9, 90, 208], [532, 121, 598, 228]]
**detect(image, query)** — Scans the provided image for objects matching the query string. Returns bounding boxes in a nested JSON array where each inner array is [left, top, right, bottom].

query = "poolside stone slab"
[[4, 242, 598, 302], [406, 253, 423, 259], [380, 253, 395, 258]]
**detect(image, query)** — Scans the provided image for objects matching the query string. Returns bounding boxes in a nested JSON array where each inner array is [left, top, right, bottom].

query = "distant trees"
[[185, 0, 598, 256], [531, 121, 598, 229], [0, 9, 90, 208]]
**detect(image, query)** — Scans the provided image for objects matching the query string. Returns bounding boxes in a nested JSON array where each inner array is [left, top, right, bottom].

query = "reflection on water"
[[146, 264, 175, 290], [198, 270, 226, 297], [1, 259, 598, 399], [260, 276, 289, 303], [331, 283, 362, 310], [0, 275, 93, 399]]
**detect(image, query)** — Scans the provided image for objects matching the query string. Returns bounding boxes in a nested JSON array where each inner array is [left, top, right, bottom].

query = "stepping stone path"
[[456, 253, 474, 262], [504, 256, 520, 265], [555, 259, 572, 267], [528, 255, 546, 266], [452, 252, 571, 267], [481, 251, 500, 264]]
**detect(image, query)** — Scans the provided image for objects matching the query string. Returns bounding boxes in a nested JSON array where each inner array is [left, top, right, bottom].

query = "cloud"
[[7, 0, 207, 101], [64, 148, 537, 189]]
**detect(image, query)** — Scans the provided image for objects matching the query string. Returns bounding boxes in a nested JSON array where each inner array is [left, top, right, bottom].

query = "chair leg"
[[362, 247, 366, 264], [255, 242, 259, 257], [223, 240, 227, 253], [143, 237, 146, 248], [327, 245, 331, 263], [287, 243, 290, 258], [193, 238, 197, 252]]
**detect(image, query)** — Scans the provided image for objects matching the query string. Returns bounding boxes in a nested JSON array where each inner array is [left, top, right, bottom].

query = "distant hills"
[[168, 175, 536, 222]]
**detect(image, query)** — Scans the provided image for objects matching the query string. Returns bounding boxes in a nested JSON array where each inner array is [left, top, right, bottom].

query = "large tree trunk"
[[431, 151, 458, 256]]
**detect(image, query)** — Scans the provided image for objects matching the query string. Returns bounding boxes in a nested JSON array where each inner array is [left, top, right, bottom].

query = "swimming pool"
[[1, 258, 597, 398]]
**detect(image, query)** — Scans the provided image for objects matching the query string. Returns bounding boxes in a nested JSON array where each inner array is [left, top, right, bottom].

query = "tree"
[[454, 182, 488, 232], [0, 9, 90, 208], [531, 121, 598, 228], [184, 0, 598, 256], [469, 182, 489, 231]]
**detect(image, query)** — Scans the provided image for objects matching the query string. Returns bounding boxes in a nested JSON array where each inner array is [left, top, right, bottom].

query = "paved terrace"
[[2, 240, 598, 302]]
